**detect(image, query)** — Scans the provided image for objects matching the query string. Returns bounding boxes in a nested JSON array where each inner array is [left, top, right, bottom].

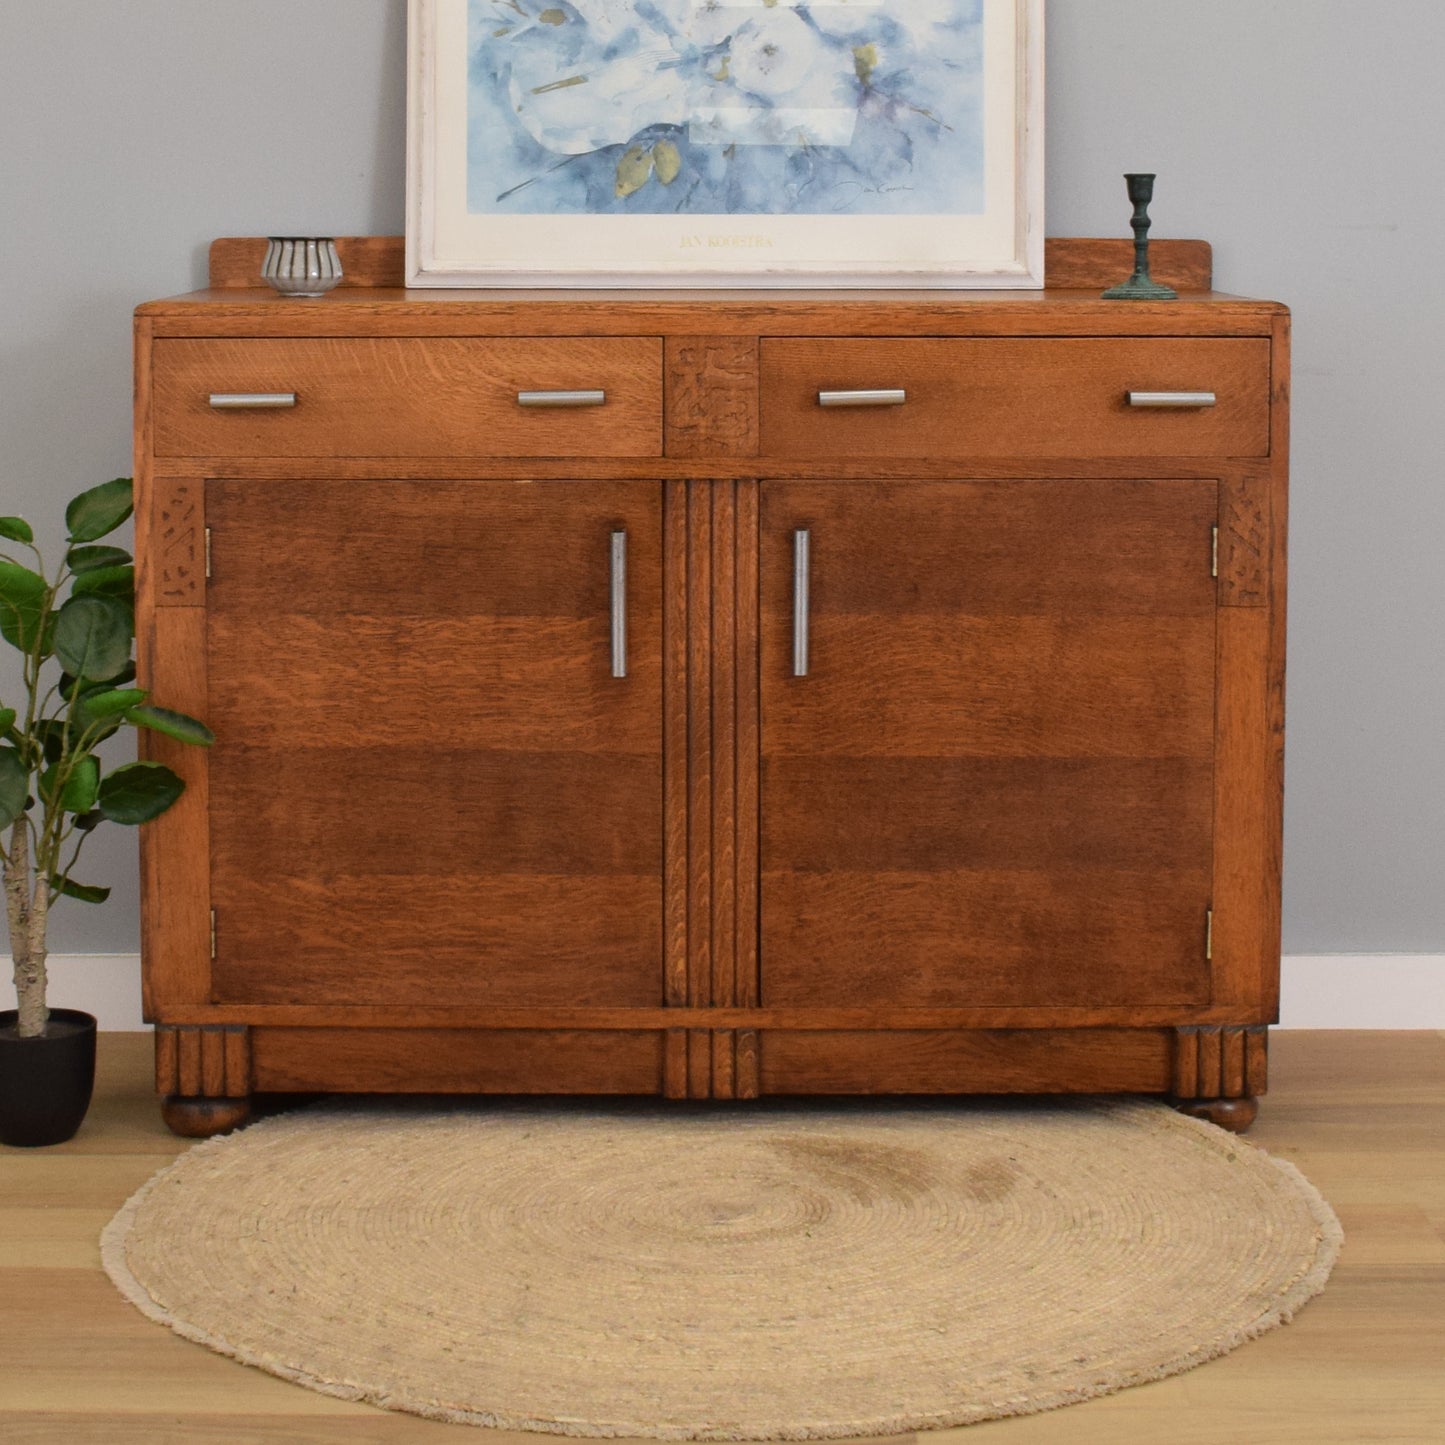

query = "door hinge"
[[204, 526, 213, 580], [1205, 908, 1214, 961], [1211, 525, 1219, 579], [209, 908, 217, 961]]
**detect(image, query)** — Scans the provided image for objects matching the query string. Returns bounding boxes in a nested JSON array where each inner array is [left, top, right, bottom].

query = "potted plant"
[[1, 478, 211, 1146]]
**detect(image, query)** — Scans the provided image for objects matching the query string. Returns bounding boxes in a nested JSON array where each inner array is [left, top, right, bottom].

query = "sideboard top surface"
[[134, 236, 1286, 339]]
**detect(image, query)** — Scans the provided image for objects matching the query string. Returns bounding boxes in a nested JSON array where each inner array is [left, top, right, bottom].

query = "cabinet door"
[[759, 480, 1217, 1009], [205, 480, 663, 1008]]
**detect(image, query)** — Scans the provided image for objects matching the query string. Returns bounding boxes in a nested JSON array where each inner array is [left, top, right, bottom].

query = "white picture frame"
[[406, 0, 1044, 288]]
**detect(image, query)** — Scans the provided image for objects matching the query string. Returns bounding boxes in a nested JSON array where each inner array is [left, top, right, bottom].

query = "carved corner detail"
[[1172, 1025, 1268, 1099], [156, 1024, 252, 1135], [1219, 475, 1269, 605], [158, 482, 202, 602]]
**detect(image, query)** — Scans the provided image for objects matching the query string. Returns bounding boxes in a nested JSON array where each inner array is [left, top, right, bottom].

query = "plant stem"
[[5, 820, 48, 1037]]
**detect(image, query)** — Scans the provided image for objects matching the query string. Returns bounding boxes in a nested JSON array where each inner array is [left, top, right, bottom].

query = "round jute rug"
[[102, 1099, 1341, 1439]]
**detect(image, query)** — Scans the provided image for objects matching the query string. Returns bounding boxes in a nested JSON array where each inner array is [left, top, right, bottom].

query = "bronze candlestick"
[[1103, 173, 1178, 300]]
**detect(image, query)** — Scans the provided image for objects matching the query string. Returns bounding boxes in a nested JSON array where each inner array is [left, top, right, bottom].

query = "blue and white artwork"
[[467, 1, 985, 217]]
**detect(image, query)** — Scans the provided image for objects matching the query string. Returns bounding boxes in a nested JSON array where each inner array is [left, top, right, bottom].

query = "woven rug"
[[102, 1098, 1341, 1438]]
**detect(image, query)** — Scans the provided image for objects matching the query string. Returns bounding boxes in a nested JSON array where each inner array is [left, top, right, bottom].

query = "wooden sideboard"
[[134, 237, 1287, 1136]]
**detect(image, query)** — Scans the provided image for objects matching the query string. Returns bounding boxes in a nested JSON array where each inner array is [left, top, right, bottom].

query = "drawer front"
[[151, 337, 663, 457], [759, 337, 1271, 459]]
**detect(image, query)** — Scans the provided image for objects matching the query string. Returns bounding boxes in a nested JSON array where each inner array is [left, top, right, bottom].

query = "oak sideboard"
[[135, 236, 1287, 1136]]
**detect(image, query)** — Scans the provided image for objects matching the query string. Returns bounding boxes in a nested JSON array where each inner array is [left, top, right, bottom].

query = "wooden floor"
[[1, 1032, 1441, 1444]]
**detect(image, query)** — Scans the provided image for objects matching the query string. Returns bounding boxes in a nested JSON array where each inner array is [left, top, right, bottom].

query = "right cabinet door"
[[759, 479, 1219, 1009]]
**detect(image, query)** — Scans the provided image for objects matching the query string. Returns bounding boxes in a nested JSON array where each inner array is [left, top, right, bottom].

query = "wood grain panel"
[[1210, 607, 1276, 1015], [765, 478, 1217, 617], [664, 1028, 688, 1099], [760, 1029, 1174, 1094], [1045, 237, 1213, 291], [205, 480, 664, 1012], [212, 874, 662, 1007], [663, 480, 689, 1007], [764, 758, 1213, 872], [250, 1028, 664, 1093], [137, 607, 210, 1015], [152, 337, 663, 458], [763, 869, 1211, 1007], [207, 235, 1214, 292], [687, 482, 712, 1007], [735, 481, 761, 1010], [211, 749, 659, 877], [759, 478, 1216, 1012], [665, 336, 759, 457], [763, 613, 1216, 759], [711, 482, 737, 1010], [760, 338, 1270, 459], [209, 235, 407, 288]]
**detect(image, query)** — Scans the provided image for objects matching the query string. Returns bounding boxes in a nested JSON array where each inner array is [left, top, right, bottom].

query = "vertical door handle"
[[793, 529, 810, 678], [610, 530, 627, 679]]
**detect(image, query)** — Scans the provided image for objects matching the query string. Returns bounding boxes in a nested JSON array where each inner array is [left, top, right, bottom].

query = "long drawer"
[[150, 337, 664, 457], [759, 337, 1271, 458]]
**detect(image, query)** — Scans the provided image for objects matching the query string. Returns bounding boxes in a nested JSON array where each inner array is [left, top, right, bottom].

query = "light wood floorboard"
[[1, 1031, 1441, 1444]]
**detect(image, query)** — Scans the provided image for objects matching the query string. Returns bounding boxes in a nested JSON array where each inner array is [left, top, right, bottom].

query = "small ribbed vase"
[[262, 237, 343, 297]]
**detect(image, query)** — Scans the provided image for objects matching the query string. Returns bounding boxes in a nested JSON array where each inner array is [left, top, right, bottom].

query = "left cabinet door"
[[203, 479, 664, 1008]]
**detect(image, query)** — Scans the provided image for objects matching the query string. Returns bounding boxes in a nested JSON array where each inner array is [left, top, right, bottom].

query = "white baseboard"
[[1278, 954, 1445, 1029], [13, 953, 1445, 1032]]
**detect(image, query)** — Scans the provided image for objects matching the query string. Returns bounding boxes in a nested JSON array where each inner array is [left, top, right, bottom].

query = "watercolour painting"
[[407, 0, 1043, 286]]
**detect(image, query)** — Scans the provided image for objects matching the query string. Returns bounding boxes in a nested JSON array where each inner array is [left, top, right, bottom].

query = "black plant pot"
[[0, 1008, 98, 1147]]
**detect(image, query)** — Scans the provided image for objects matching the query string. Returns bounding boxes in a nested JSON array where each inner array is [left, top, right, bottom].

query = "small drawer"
[[151, 337, 663, 458], [759, 337, 1271, 459]]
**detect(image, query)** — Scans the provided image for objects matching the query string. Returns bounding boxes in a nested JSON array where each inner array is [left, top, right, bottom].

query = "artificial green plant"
[[1, 478, 212, 1038]]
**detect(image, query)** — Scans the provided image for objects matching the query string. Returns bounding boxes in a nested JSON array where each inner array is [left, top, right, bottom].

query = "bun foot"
[[162, 1095, 252, 1138], [1173, 1096, 1259, 1133]]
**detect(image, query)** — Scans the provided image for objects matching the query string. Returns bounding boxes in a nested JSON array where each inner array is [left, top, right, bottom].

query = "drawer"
[[759, 338, 1271, 459], [150, 337, 663, 458]]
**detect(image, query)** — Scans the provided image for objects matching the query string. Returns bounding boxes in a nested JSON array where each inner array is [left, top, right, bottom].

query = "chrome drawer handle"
[[1127, 391, 1217, 409], [518, 389, 606, 408], [610, 530, 627, 680], [793, 529, 810, 678], [208, 392, 296, 409], [818, 389, 907, 408]]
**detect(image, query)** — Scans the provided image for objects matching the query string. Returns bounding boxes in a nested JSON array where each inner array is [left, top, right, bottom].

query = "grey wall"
[[1, 0, 1440, 955]]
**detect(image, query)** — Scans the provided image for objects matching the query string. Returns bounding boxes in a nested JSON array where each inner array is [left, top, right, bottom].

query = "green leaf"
[[73, 809, 103, 833], [0, 517, 34, 545], [0, 560, 48, 652], [49, 876, 111, 904], [36, 719, 68, 766], [0, 707, 15, 736], [67, 544, 131, 574], [65, 478, 134, 544], [78, 687, 148, 725], [97, 761, 185, 824], [0, 748, 27, 829], [42, 754, 100, 813], [61, 661, 135, 699], [71, 564, 134, 604], [124, 705, 213, 747], [53, 595, 132, 682]]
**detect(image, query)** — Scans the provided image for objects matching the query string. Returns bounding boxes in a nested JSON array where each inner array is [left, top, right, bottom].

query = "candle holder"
[[1102, 174, 1177, 301]]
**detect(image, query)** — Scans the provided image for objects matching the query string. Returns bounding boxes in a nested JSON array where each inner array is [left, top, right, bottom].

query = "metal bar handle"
[[1127, 391, 1217, 409], [518, 389, 607, 408], [793, 529, 810, 678], [818, 389, 907, 408], [208, 392, 296, 409], [610, 530, 627, 680]]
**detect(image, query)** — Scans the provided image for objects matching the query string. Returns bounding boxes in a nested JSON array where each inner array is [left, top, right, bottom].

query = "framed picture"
[[407, 0, 1044, 288]]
